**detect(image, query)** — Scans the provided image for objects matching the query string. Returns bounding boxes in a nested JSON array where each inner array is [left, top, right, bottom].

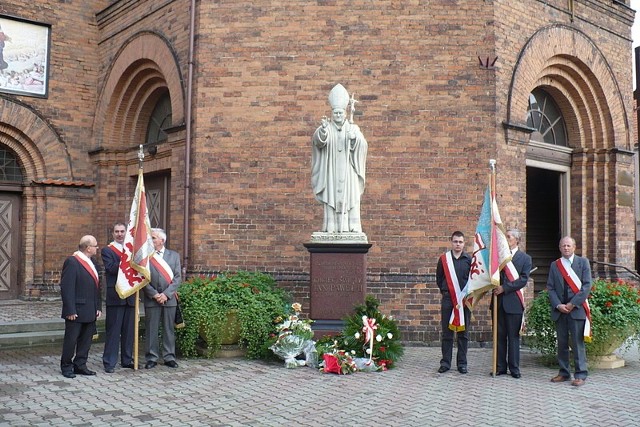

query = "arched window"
[[0, 146, 24, 184], [526, 88, 567, 147], [145, 93, 172, 147]]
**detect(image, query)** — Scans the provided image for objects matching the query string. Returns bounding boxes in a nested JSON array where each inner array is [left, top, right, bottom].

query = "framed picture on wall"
[[0, 15, 51, 98]]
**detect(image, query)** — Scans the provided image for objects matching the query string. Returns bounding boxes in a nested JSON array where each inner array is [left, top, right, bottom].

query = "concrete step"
[[0, 318, 107, 349], [0, 330, 66, 349], [0, 318, 65, 334], [0, 315, 149, 349]]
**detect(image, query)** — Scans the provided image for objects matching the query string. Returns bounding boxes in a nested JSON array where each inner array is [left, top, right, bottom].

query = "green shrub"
[[176, 271, 290, 359], [526, 279, 640, 359]]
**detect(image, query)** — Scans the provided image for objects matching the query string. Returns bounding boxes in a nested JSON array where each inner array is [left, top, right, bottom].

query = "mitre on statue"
[[328, 84, 350, 110]]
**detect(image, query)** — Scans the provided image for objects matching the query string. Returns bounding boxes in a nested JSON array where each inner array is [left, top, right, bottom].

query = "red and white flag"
[[116, 170, 155, 299]]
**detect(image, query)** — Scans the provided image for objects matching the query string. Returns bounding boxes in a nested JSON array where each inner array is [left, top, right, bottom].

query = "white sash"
[[151, 252, 174, 284], [556, 258, 592, 342], [442, 251, 465, 331], [73, 251, 99, 286]]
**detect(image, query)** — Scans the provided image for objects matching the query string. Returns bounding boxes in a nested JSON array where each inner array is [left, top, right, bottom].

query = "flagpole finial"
[[138, 145, 144, 169], [489, 159, 496, 172]]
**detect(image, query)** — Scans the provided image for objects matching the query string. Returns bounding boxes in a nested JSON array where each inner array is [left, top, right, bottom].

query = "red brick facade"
[[0, 0, 636, 342]]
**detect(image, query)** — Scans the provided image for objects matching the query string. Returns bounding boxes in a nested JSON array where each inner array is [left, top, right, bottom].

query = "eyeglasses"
[[91, 245, 99, 248]]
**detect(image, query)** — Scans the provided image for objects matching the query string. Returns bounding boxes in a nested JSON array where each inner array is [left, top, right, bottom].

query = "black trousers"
[[440, 294, 470, 369], [496, 304, 523, 374], [102, 305, 135, 369], [60, 320, 95, 373]]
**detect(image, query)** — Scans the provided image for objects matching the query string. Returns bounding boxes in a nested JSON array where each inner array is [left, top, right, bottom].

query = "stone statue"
[[311, 84, 368, 234]]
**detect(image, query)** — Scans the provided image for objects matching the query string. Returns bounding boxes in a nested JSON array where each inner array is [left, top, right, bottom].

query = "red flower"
[[378, 359, 392, 371], [323, 354, 349, 375], [605, 301, 613, 308], [613, 291, 621, 296], [379, 346, 386, 352]]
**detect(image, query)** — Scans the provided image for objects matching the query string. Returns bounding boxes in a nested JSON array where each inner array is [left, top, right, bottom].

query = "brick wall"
[[0, 1, 635, 343]]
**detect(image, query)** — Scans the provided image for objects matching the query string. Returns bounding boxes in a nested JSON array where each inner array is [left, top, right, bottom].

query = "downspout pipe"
[[183, 0, 196, 275]]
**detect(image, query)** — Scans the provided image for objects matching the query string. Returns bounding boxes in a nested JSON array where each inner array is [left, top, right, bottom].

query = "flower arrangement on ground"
[[176, 271, 290, 359], [316, 295, 404, 373], [269, 303, 316, 368], [526, 278, 640, 359]]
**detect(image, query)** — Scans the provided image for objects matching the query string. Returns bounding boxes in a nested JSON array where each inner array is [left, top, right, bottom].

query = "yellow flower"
[[292, 302, 302, 312]]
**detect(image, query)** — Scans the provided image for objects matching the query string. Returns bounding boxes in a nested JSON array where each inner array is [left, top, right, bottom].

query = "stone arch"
[[0, 96, 73, 180], [507, 24, 629, 151], [506, 24, 631, 263], [93, 31, 185, 150], [0, 96, 75, 294]]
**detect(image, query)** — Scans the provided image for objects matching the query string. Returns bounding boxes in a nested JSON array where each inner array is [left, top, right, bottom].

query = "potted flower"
[[176, 271, 290, 359], [526, 278, 640, 364]]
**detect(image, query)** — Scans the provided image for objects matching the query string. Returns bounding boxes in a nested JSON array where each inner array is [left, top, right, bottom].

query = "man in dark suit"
[[101, 222, 136, 373], [142, 228, 182, 369], [436, 231, 472, 374], [492, 229, 532, 378], [546, 236, 592, 387], [60, 235, 102, 378]]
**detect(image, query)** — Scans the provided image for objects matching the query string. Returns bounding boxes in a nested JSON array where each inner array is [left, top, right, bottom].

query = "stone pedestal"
[[304, 240, 372, 337], [591, 354, 625, 369]]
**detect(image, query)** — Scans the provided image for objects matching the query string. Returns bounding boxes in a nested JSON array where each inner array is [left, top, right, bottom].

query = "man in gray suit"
[[143, 228, 182, 369], [492, 229, 532, 378], [546, 236, 592, 387]]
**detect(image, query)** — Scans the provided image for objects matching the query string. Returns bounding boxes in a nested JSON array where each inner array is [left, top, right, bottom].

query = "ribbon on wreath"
[[362, 315, 377, 365]]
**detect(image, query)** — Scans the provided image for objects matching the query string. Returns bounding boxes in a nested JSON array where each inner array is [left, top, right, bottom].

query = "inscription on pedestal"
[[306, 245, 370, 320]]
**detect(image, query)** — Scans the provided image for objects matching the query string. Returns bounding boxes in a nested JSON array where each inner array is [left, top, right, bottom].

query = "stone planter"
[[220, 309, 241, 345], [197, 309, 244, 357], [587, 327, 636, 369]]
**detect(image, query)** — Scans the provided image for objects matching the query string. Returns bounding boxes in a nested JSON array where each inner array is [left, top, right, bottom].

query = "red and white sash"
[[556, 259, 592, 342], [108, 242, 124, 259], [73, 251, 99, 288], [150, 252, 174, 284], [502, 260, 524, 309], [503, 252, 526, 334], [441, 252, 466, 332]]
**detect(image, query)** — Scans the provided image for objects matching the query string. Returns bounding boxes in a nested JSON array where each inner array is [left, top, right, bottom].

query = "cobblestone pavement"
[[0, 300, 61, 323], [1, 301, 639, 426], [1, 343, 639, 426]]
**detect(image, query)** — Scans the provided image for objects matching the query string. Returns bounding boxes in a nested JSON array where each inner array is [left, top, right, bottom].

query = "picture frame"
[[0, 15, 51, 98]]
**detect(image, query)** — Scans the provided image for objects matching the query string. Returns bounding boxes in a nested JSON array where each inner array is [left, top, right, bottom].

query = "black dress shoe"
[[458, 367, 468, 374], [74, 368, 96, 376], [145, 361, 157, 369], [437, 366, 449, 373], [164, 360, 178, 368], [122, 363, 135, 369], [104, 367, 115, 374], [62, 372, 76, 379], [511, 372, 521, 378]]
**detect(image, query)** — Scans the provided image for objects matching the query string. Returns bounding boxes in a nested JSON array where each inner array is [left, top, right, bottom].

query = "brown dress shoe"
[[571, 378, 586, 387], [550, 375, 569, 383]]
